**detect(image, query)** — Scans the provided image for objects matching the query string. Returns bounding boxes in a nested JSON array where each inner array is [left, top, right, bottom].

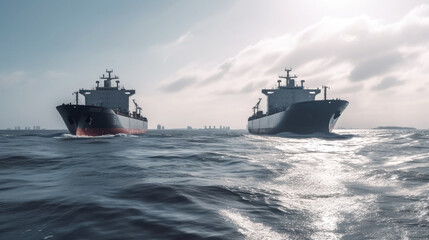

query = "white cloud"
[[149, 31, 193, 63], [174, 31, 192, 46], [0, 70, 71, 88], [0, 71, 28, 87], [159, 4, 429, 129]]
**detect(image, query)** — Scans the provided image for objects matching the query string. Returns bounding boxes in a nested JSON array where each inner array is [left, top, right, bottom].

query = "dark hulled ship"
[[57, 70, 148, 136], [248, 67, 348, 134]]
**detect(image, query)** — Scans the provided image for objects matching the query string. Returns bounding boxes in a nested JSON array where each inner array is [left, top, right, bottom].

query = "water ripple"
[[0, 129, 428, 239]]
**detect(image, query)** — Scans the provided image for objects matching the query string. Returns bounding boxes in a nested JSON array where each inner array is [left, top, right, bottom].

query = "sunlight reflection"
[[220, 209, 285, 240], [241, 129, 428, 239], [269, 133, 373, 239]]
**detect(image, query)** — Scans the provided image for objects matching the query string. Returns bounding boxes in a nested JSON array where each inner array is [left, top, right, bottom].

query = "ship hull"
[[248, 100, 348, 134], [56, 105, 148, 136]]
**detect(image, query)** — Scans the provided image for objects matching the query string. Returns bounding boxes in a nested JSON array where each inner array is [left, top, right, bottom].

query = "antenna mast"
[[72, 91, 79, 105], [322, 85, 330, 100], [99, 69, 119, 88], [279, 67, 298, 87]]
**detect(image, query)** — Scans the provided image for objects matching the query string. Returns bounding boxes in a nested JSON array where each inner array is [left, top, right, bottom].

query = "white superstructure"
[[261, 68, 320, 114], [79, 70, 135, 114]]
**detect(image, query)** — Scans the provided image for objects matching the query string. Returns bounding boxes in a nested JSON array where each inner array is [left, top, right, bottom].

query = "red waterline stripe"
[[76, 128, 147, 136]]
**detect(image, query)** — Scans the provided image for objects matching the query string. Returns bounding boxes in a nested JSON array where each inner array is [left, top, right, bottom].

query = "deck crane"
[[252, 98, 262, 115], [132, 99, 142, 117]]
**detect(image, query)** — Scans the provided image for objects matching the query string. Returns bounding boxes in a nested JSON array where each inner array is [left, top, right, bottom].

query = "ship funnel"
[[104, 79, 111, 87], [96, 81, 100, 87], [301, 80, 305, 88]]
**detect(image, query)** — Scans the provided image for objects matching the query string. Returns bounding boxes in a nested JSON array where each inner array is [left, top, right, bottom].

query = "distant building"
[[157, 124, 161, 130]]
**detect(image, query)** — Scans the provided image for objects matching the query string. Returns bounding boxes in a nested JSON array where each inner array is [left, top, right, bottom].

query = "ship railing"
[[248, 113, 267, 120], [249, 106, 288, 120], [114, 109, 147, 121], [114, 110, 130, 117]]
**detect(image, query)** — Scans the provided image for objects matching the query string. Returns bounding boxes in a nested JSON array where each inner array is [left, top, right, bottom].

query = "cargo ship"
[[248, 67, 348, 134], [57, 69, 148, 136]]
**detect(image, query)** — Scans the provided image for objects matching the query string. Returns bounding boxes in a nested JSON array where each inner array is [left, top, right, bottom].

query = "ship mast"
[[99, 69, 119, 88], [279, 68, 298, 87], [322, 85, 329, 100], [72, 91, 79, 105]]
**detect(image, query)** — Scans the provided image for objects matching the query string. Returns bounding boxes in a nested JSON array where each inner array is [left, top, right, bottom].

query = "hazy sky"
[[1, 0, 428, 129]]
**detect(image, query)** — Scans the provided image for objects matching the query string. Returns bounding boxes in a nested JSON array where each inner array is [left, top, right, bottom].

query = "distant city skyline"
[[1, 0, 428, 129]]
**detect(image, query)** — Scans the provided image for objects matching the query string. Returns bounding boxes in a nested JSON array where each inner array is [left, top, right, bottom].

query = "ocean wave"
[[114, 183, 195, 205], [220, 209, 285, 240], [1, 129, 428, 239], [0, 198, 213, 240], [366, 169, 429, 183], [54, 133, 110, 139], [408, 131, 429, 140], [0, 155, 62, 169], [274, 131, 356, 140], [53, 133, 138, 139]]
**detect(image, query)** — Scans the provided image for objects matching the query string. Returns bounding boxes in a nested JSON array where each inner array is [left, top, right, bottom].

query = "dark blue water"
[[0, 129, 428, 239]]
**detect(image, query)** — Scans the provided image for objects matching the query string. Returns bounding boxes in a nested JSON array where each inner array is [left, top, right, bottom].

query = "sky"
[[1, 0, 429, 129]]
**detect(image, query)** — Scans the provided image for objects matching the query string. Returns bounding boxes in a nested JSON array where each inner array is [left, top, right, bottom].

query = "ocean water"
[[0, 129, 428, 240]]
